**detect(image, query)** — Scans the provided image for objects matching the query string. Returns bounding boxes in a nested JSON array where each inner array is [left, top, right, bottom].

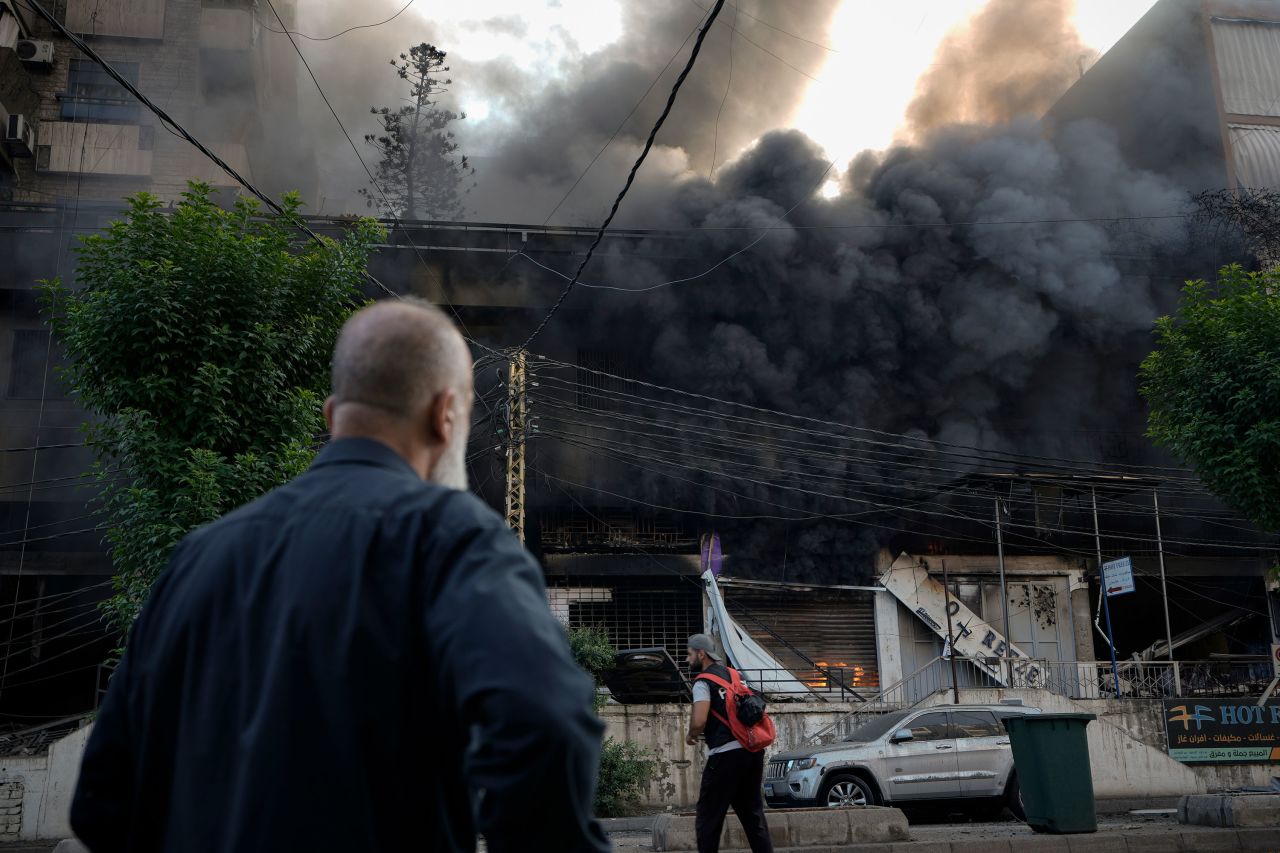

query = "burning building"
[[0, 0, 1276, 736]]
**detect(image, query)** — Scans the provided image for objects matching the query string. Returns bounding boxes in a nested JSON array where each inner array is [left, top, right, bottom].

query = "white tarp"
[[1230, 123, 1280, 189], [879, 552, 1046, 688], [701, 570, 813, 699], [1211, 18, 1280, 118]]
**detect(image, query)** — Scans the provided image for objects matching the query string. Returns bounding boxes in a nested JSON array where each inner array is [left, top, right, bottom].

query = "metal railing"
[[0, 715, 89, 757], [1028, 658, 1276, 700], [734, 667, 879, 702], [886, 657, 1278, 703], [804, 656, 1278, 745], [808, 656, 950, 744]]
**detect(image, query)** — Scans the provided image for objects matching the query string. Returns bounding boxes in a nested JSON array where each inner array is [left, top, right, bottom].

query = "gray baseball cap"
[[688, 633, 723, 661]]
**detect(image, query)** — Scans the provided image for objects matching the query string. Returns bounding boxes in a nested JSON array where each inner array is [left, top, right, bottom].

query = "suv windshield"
[[842, 710, 911, 742]]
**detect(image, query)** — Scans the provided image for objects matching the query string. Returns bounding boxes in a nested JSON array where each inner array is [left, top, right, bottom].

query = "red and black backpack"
[[695, 667, 777, 752]]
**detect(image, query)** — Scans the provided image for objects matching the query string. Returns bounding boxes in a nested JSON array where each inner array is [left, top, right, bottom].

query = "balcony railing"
[[805, 655, 1278, 745]]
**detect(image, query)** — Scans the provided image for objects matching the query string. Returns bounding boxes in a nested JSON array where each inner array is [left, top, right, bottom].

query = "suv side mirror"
[[890, 729, 914, 744]]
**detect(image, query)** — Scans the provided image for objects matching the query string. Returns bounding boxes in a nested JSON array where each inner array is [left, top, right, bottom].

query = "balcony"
[[65, 0, 165, 39], [35, 122, 152, 177]]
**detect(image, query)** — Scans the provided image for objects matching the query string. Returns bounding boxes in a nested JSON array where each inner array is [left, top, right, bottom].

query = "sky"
[[296, 0, 1162, 216], [374, 0, 1159, 157], [790, 0, 1159, 158]]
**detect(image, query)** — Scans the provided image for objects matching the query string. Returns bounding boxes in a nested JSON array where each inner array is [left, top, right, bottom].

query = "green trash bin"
[[1002, 712, 1097, 834]]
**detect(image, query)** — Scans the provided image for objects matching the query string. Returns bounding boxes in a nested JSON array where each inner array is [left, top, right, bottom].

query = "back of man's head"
[[331, 298, 468, 416], [325, 298, 473, 486]]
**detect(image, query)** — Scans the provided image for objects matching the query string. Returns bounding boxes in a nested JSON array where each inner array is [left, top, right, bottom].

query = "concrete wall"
[[0, 753, 48, 840], [602, 701, 856, 807], [606, 689, 1280, 808], [0, 722, 89, 841], [917, 689, 1280, 799], [35, 724, 90, 840]]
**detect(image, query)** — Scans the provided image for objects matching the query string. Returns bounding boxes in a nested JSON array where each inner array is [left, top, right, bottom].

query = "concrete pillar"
[[874, 591, 904, 688], [1070, 573, 1097, 662]]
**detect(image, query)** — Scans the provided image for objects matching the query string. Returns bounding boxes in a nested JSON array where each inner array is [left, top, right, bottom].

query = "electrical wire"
[[539, 6, 712, 229], [537, 426, 1273, 552], [530, 389, 1171, 495], [520, 0, 729, 347], [257, 0, 417, 42], [0, 525, 107, 548], [14, 0, 407, 306], [708, 3, 737, 180], [690, 0, 823, 83], [262, 0, 476, 340], [718, 2, 839, 51], [529, 354, 1206, 478], [530, 379, 1213, 499]]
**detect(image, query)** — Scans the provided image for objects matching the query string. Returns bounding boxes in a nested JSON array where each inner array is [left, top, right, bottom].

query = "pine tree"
[[360, 43, 475, 221]]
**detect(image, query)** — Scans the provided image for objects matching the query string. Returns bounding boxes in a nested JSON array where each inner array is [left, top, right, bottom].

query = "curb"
[[700, 826, 1280, 852], [601, 816, 658, 832]]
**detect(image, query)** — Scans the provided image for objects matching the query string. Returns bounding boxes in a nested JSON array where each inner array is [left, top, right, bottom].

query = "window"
[[59, 60, 141, 123], [905, 712, 951, 742], [951, 711, 1003, 739]]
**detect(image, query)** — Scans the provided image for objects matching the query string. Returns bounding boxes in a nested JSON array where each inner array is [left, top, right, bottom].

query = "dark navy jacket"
[[71, 438, 608, 853]]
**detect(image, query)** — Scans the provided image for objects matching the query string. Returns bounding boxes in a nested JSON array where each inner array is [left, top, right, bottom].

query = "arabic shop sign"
[[1164, 699, 1280, 764]]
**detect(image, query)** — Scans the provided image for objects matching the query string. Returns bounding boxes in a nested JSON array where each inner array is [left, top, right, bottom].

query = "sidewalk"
[[607, 811, 1280, 851]]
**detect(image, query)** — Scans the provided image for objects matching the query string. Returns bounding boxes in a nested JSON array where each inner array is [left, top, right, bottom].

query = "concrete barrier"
[[651, 806, 909, 851], [1180, 793, 1280, 828]]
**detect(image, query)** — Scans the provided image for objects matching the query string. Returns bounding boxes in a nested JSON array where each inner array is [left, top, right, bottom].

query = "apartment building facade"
[[0, 0, 315, 724]]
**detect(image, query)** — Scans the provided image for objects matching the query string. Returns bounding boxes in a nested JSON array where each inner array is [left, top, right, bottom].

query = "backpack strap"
[[694, 671, 732, 692], [694, 671, 739, 731]]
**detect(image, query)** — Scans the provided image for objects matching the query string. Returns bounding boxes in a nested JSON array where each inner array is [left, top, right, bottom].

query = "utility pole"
[[994, 496, 1010, 662], [1153, 489, 1174, 663], [503, 349, 528, 542], [942, 559, 960, 705], [1092, 488, 1122, 697]]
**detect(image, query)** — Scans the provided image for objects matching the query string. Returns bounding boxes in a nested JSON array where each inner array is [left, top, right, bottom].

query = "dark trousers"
[[694, 747, 773, 853]]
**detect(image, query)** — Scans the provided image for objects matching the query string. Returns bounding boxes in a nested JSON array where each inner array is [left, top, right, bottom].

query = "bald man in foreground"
[[70, 299, 609, 853]]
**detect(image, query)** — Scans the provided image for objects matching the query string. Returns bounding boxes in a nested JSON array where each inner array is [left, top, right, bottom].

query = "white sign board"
[[1102, 557, 1135, 597], [879, 553, 1045, 688]]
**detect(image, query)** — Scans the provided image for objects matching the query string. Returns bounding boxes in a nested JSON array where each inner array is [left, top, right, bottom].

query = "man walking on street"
[[686, 634, 774, 853], [70, 299, 610, 853]]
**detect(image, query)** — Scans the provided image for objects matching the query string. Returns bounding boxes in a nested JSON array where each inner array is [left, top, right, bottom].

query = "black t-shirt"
[[695, 663, 737, 750]]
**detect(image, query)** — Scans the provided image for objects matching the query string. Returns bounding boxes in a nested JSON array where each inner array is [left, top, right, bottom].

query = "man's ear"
[[323, 396, 336, 432], [427, 389, 459, 445]]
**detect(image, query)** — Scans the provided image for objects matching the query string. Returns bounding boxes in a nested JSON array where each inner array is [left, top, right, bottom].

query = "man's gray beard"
[[430, 428, 470, 491]]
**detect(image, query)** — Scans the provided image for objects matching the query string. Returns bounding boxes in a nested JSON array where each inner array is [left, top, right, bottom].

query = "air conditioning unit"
[[5, 114, 35, 157], [15, 39, 54, 67]]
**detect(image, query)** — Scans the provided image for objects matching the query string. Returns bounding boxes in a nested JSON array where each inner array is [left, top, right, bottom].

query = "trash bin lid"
[[1003, 712, 1096, 730]]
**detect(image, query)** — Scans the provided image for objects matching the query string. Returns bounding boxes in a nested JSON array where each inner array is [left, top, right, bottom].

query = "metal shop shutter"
[[723, 588, 880, 695]]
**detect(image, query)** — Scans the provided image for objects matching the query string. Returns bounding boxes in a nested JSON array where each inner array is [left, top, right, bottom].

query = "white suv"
[[764, 704, 1040, 815]]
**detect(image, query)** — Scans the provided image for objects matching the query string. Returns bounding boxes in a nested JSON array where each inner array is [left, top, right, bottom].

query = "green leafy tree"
[[1140, 263, 1280, 531], [40, 183, 385, 635], [567, 626, 655, 817], [360, 43, 475, 221]]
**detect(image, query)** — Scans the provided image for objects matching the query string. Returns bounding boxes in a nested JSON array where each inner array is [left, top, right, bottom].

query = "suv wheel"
[[818, 773, 876, 808], [1006, 773, 1026, 821]]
